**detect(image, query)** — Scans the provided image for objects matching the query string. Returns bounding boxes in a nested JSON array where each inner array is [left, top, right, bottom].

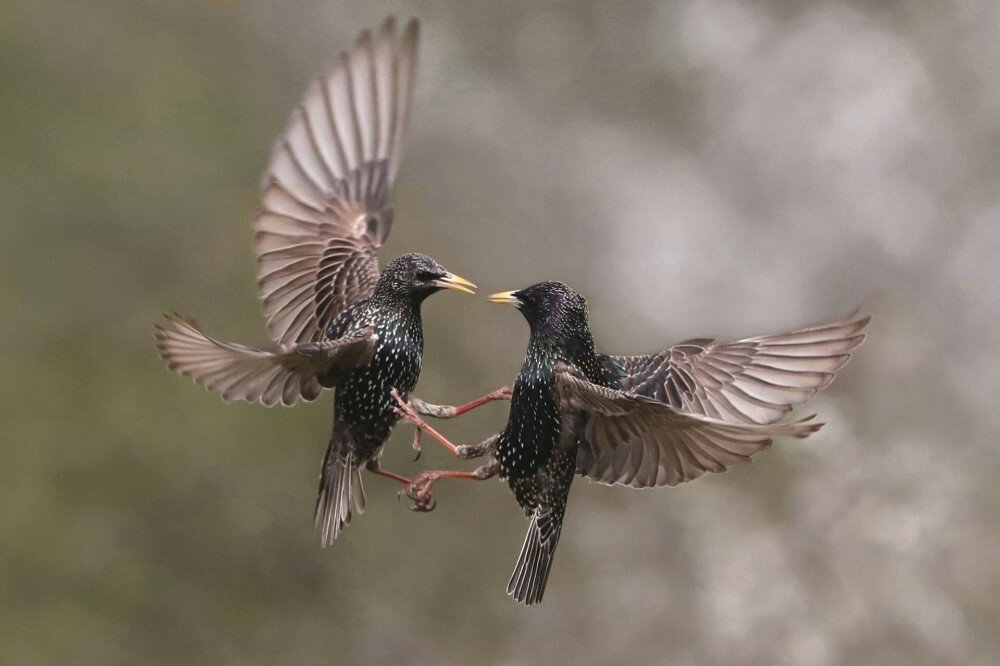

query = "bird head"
[[488, 281, 590, 342], [377, 253, 476, 302]]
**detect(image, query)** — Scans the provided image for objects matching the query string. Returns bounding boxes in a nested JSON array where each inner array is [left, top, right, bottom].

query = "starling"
[[155, 18, 509, 545], [394, 281, 868, 604]]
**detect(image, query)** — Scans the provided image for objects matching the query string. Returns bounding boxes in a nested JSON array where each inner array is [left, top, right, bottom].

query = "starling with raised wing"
[[155, 18, 508, 546], [394, 281, 867, 604]]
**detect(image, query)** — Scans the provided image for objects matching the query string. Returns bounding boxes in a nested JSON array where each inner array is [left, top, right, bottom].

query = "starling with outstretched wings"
[[156, 18, 508, 545]]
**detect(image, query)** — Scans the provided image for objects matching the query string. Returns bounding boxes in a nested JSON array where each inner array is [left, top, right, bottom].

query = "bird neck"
[[368, 287, 429, 316], [523, 336, 563, 380], [528, 323, 599, 366]]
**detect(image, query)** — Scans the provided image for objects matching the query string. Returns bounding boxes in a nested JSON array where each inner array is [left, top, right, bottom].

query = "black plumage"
[[492, 282, 867, 603], [493, 283, 628, 604], [396, 281, 867, 604], [155, 18, 496, 544], [309, 253, 475, 544]]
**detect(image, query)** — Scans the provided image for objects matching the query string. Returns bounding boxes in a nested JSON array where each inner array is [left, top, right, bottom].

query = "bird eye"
[[415, 270, 437, 281]]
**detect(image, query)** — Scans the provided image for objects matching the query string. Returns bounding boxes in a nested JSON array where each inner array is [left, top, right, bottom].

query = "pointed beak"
[[487, 290, 521, 306], [433, 273, 477, 295]]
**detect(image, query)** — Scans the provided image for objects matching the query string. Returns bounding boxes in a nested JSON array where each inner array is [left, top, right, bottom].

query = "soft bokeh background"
[[3, 0, 999, 663]]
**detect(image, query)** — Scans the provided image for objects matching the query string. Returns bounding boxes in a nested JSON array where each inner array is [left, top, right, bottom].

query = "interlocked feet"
[[398, 471, 440, 512]]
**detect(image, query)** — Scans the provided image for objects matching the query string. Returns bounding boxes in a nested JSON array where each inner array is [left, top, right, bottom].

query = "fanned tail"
[[314, 427, 365, 546], [507, 506, 564, 605]]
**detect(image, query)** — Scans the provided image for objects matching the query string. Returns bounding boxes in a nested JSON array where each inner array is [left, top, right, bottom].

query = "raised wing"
[[614, 313, 869, 425], [255, 17, 419, 344], [554, 365, 821, 489], [155, 314, 376, 407]]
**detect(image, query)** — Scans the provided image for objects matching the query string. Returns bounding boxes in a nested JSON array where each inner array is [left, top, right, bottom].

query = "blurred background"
[[3, 0, 999, 663]]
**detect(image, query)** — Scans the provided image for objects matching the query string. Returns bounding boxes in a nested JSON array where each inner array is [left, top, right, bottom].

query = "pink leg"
[[440, 387, 513, 417], [370, 468, 411, 485], [400, 387, 512, 460], [391, 388, 464, 457]]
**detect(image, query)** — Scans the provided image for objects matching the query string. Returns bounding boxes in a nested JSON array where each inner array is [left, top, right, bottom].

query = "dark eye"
[[415, 270, 437, 281]]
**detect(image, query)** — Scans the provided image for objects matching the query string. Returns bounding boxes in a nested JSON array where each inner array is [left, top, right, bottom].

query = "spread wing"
[[554, 365, 821, 489], [155, 314, 377, 407], [614, 313, 869, 425], [255, 17, 419, 344]]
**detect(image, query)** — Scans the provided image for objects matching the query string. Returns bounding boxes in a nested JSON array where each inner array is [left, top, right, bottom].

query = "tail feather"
[[508, 449, 577, 605], [314, 436, 365, 547], [507, 507, 563, 605]]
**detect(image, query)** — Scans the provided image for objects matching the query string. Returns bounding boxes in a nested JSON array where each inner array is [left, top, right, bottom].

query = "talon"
[[411, 430, 423, 462]]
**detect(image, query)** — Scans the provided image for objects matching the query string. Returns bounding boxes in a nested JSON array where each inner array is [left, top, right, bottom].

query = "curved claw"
[[407, 497, 436, 512], [400, 476, 438, 512], [411, 430, 423, 462]]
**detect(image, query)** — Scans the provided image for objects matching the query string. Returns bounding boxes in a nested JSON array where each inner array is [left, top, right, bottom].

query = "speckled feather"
[[314, 252, 460, 546], [325, 285, 424, 460]]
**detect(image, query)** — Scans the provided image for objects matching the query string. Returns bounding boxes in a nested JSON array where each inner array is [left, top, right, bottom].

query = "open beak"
[[433, 273, 477, 295], [487, 290, 522, 306]]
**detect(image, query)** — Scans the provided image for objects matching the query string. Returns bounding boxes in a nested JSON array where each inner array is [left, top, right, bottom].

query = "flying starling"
[[394, 281, 868, 604], [155, 18, 509, 545]]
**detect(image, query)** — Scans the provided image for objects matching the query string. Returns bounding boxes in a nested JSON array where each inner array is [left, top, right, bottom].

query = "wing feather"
[[553, 367, 820, 489], [255, 18, 419, 344], [155, 314, 376, 407], [615, 313, 869, 425]]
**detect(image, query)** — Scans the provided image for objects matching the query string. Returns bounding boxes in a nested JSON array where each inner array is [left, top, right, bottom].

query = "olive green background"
[[3, 1, 999, 663]]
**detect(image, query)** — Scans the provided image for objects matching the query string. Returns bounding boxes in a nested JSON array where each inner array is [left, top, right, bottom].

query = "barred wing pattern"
[[555, 366, 821, 489], [255, 17, 419, 344], [614, 314, 869, 425], [155, 315, 376, 407]]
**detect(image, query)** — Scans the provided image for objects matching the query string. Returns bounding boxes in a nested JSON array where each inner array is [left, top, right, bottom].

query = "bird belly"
[[497, 380, 562, 510], [336, 334, 421, 459]]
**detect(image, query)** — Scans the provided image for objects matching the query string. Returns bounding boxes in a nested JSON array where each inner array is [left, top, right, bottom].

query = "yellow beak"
[[487, 290, 521, 306], [433, 273, 477, 295]]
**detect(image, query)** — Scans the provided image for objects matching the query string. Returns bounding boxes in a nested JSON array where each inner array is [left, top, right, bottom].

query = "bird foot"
[[397, 471, 439, 512], [390, 387, 425, 428], [491, 386, 514, 401]]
